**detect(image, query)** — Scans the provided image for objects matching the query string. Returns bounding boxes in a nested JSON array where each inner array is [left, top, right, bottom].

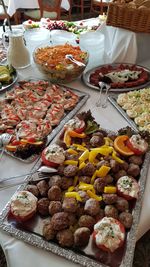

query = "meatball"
[[115, 197, 129, 212], [51, 212, 69, 231], [81, 162, 96, 176], [128, 155, 143, 165], [92, 131, 106, 138], [37, 198, 50, 216], [78, 215, 95, 231], [96, 160, 110, 169], [114, 170, 127, 181], [74, 227, 90, 247], [119, 212, 133, 228], [77, 205, 85, 217], [120, 161, 129, 171], [94, 178, 106, 193], [67, 213, 77, 226], [104, 205, 118, 219], [104, 175, 114, 184], [79, 176, 91, 184], [110, 159, 120, 173], [48, 186, 62, 201], [26, 184, 39, 197], [43, 223, 56, 241], [84, 198, 100, 216], [62, 197, 78, 213], [65, 152, 79, 161], [37, 180, 49, 197], [57, 165, 65, 176], [127, 163, 140, 177], [95, 209, 105, 221], [56, 229, 74, 247], [90, 135, 104, 147], [63, 165, 78, 177], [78, 191, 89, 203], [61, 176, 73, 190], [48, 175, 62, 188], [102, 194, 118, 204], [49, 201, 62, 216]]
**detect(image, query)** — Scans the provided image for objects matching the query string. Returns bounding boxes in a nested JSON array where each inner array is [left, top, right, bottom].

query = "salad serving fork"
[[96, 82, 111, 108]]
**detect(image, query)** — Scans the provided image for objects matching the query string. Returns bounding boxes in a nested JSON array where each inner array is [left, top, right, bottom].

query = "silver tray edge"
[[108, 94, 139, 133]]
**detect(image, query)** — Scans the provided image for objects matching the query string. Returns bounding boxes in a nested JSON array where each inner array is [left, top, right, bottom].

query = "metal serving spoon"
[[0, 133, 12, 159], [65, 54, 86, 67]]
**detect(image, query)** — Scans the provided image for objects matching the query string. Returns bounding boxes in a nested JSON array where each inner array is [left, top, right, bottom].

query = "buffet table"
[[0, 20, 150, 267]]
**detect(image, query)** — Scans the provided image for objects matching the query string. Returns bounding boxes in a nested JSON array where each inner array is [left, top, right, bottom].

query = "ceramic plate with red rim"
[[82, 63, 150, 93]]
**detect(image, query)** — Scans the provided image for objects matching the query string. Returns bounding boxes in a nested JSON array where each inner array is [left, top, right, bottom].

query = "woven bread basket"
[[106, 3, 150, 33]]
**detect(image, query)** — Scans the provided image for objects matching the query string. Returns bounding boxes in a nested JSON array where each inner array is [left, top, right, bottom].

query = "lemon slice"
[[0, 73, 11, 82]]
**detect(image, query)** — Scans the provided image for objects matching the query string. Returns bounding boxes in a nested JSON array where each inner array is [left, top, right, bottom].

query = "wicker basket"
[[106, 3, 150, 33]]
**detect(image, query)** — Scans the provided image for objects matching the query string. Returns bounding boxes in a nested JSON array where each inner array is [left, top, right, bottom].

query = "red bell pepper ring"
[[41, 148, 59, 168], [93, 217, 125, 253]]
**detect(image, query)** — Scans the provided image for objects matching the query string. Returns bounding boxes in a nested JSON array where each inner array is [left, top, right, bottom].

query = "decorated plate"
[[82, 63, 150, 93]]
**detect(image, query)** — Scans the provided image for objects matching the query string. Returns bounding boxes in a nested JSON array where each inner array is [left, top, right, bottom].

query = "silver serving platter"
[[1, 80, 89, 163], [0, 128, 150, 267], [108, 94, 139, 133], [82, 63, 150, 93]]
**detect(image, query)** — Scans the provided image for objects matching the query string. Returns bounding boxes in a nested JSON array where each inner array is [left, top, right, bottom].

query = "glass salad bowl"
[[33, 43, 89, 84]]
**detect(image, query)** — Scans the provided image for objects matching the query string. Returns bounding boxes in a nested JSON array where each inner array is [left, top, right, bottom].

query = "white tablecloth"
[[1, 20, 150, 267], [7, 0, 70, 17]]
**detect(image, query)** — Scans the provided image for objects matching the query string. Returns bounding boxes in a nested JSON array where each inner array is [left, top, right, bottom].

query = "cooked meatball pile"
[[26, 130, 145, 249]]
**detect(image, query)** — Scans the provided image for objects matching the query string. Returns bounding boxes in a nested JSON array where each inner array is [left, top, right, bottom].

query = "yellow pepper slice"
[[79, 182, 94, 191], [72, 143, 87, 151], [67, 148, 78, 155], [81, 142, 86, 146], [89, 146, 113, 162], [104, 186, 117, 194], [112, 150, 124, 164], [63, 130, 71, 147], [64, 160, 78, 166], [96, 165, 111, 177], [91, 170, 98, 184], [87, 190, 102, 201], [68, 130, 86, 138], [73, 175, 79, 186], [104, 137, 114, 146], [79, 149, 89, 163], [79, 162, 86, 170], [68, 186, 75, 192], [65, 192, 82, 202]]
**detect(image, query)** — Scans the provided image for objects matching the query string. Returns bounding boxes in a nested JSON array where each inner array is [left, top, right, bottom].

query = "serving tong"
[[65, 54, 86, 67], [96, 81, 111, 108], [0, 166, 58, 191]]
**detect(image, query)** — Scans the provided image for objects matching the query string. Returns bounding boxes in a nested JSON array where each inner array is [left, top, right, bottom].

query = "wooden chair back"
[[38, 0, 62, 19]]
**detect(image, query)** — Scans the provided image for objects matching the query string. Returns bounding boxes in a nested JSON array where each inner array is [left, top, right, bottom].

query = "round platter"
[[82, 63, 150, 93], [0, 71, 18, 93]]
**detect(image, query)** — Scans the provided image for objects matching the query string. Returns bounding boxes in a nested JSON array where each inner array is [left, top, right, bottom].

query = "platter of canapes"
[[0, 79, 89, 162], [0, 111, 150, 267]]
